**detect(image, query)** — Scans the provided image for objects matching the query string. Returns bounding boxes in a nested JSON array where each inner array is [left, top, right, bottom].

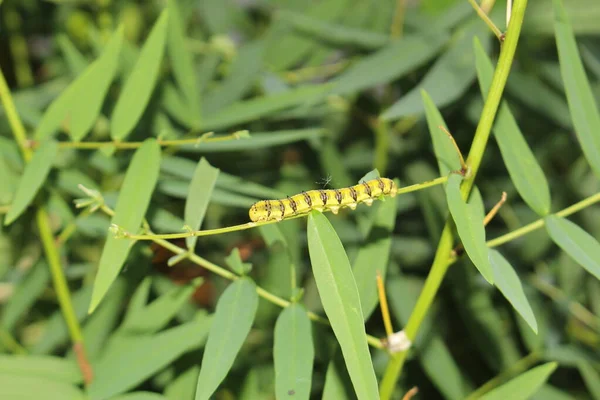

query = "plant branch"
[[379, 1, 529, 397], [0, 67, 91, 384]]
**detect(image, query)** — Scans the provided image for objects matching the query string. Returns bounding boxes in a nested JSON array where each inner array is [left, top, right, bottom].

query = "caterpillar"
[[249, 177, 397, 222]]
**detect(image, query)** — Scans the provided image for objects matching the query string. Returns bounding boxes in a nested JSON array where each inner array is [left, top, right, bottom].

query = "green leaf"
[[195, 278, 259, 400], [278, 10, 389, 50], [330, 33, 447, 96], [545, 215, 600, 280], [88, 313, 212, 400], [203, 40, 266, 114], [165, 366, 199, 400], [352, 187, 398, 320], [56, 34, 88, 76], [307, 211, 379, 400], [200, 86, 331, 131], [225, 248, 252, 275], [120, 278, 202, 334], [553, 0, 600, 179], [474, 38, 551, 216], [422, 90, 462, 176], [445, 174, 494, 284], [525, 0, 600, 35], [167, 0, 201, 126], [184, 158, 219, 250], [111, 10, 169, 140], [89, 139, 161, 313], [110, 392, 167, 400], [480, 362, 558, 400], [0, 355, 82, 384], [35, 27, 123, 141], [489, 249, 538, 333], [4, 140, 58, 225], [382, 21, 490, 121], [577, 360, 600, 400], [1, 261, 50, 331], [183, 129, 325, 153], [0, 374, 85, 400], [274, 304, 314, 400]]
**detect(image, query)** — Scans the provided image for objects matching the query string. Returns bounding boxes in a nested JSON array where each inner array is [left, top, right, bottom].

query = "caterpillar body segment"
[[248, 177, 397, 222]]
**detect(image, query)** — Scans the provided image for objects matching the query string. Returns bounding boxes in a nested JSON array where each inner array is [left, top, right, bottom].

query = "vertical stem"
[[379, 1, 529, 398], [390, 0, 406, 38], [0, 67, 91, 383]]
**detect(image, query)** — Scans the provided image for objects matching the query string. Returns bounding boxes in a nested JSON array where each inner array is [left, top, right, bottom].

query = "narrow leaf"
[[480, 362, 558, 400], [489, 249, 538, 333], [34, 27, 123, 141], [474, 38, 551, 216], [183, 129, 325, 153], [445, 174, 494, 284], [88, 314, 212, 400], [167, 0, 200, 124], [200, 86, 331, 131], [184, 158, 219, 249], [274, 304, 314, 400], [0, 374, 85, 400], [545, 215, 600, 280], [111, 10, 169, 140], [553, 0, 600, 179], [330, 33, 447, 96], [5, 140, 58, 225], [422, 90, 462, 176], [307, 211, 379, 400], [0, 355, 81, 384], [382, 21, 490, 120], [195, 278, 259, 400], [89, 139, 161, 313]]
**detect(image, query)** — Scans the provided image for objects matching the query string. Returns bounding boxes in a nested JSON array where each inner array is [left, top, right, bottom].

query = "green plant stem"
[[121, 177, 448, 241], [379, 1, 528, 398], [30, 131, 246, 150], [0, 66, 90, 383], [467, 0, 503, 40], [390, 0, 406, 38], [465, 351, 540, 399], [487, 191, 600, 248]]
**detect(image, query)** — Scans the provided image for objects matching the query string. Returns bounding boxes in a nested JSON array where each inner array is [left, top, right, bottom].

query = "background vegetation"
[[1, 0, 600, 399]]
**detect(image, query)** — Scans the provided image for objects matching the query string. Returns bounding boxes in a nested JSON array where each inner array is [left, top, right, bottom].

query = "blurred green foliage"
[[1, 0, 600, 399]]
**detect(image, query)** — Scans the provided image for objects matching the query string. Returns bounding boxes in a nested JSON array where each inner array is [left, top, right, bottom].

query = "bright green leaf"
[[489, 249, 538, 333], [225, 248, 252, 275], [545, 215, 600, 280], [307, 211, 379, 400], [0, 355, 81, 384], [89, 139, 161, 313], [445, 174, 494, 284], [184, 158, 219, 249], [35, 27, 123, 141], [5, 140, 58, 225], [553, 0, 600, 179], [111, 10, 169, 140], [480, 362, 558, 400], [0, 374, 85, 400], [474, 38, 551, 216], [422, 90, 462, 176]]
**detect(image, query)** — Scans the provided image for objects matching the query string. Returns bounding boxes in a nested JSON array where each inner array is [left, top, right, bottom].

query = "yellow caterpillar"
[[249, 177, 397, 222]]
